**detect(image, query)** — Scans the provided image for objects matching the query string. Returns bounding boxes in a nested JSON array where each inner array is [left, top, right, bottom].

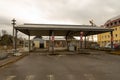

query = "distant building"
[[32, 36, 46, 48], [32, 36, 67, 49], [98, 15, 120, 47], [32, 36, 81, 51]]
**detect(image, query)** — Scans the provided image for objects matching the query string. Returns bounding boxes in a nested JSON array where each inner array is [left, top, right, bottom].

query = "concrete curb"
[[0, 54, 27, 68], [109, 51, 120, 55]]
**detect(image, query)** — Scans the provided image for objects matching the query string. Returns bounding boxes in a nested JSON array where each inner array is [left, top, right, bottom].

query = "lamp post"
[[11, 18, 16, 52]]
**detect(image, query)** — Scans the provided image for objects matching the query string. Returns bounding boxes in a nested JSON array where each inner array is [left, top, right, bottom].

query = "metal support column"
[[48, 31, 52, 52], [51, 31, 54, 53], [48, 35, 50, 51], [84, 35, 87, 49], [15, 29, 18, 52], [110, 31, 113, 50], [65, 36, 68, 51], [28, 35, 30, 52]]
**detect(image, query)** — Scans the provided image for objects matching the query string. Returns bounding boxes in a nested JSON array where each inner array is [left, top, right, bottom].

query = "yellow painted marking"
[[84, 74, 95, 80], [47, 74, 54, 80], [6, 76, 16, 80], [25, 75, 35, 80]]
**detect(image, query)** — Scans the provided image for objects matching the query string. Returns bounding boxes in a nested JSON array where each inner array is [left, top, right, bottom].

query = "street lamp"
[[11, 18, 16, 52]]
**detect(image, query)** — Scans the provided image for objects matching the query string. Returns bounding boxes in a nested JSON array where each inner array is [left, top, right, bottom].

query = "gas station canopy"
[[15, 23, 113, 36]]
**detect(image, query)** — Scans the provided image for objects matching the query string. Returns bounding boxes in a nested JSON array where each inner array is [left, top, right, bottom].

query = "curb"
[[0, 54, 27, 68], [109, 50, 120, 55]]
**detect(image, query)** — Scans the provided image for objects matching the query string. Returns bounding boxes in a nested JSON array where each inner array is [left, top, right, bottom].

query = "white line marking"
[[47, 74, 54, 80], [25, 75, 35, 80], [84, 74, 95, 80], [6, 76, 16, 80]]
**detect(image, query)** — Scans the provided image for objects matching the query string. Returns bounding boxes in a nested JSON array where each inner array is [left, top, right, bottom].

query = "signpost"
[[80, 32, 83, 49]]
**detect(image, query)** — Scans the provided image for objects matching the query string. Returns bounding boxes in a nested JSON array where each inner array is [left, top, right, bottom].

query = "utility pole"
[[89, 20, 96, 42], [11, 18, 16, 52]]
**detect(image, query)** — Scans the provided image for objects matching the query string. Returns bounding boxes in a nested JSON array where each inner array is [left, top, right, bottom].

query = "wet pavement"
[[0, 51, 120, 80]]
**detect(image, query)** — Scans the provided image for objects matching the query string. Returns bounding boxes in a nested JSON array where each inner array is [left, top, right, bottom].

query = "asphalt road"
[[0, 51, 120, 80]]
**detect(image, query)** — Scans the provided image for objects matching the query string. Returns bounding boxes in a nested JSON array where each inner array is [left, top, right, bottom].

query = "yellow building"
[[98, 15, 120, 47]]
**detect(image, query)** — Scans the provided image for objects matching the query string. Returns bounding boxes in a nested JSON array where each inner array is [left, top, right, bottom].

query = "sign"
[[51, 31, 54, 41], [51, 36, 54, 41], [80, 32, 83, 41]]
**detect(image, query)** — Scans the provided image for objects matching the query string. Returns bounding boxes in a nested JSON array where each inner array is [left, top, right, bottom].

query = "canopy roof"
[[15, 23, 113, 36]]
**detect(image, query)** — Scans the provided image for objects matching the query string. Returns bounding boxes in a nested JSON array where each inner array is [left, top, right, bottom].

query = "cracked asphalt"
[[0, 51, 120, 80]]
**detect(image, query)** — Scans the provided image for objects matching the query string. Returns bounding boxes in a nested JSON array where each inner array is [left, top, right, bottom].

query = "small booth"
[[23, 40, 33, 52]]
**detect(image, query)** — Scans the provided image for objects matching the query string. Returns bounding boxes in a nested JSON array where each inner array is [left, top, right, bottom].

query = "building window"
[[115, 34, 118, 37], [105, 35, 106, 38], [115, 40, 118, 43], [102, 36, 104, 39], [115, 28, 117, 31], [114, 21, 117, 25], [106, 24, 109, 27], [110, 23, 113, 26]]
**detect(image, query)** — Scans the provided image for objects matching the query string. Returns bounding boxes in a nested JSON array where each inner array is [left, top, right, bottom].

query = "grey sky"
[[0, 0, 120, 35]]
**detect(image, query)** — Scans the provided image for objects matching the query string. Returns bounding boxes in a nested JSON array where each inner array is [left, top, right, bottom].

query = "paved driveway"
[[0, 51, 120, 80]]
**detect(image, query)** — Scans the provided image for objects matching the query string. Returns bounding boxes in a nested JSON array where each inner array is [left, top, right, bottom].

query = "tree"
[[0, 34, 13, 46]]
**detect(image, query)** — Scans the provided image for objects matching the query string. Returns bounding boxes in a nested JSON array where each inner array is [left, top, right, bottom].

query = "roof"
[[105, 15, 120, 24], [15, 23, 113, 36], [109, 15, 120, 21]]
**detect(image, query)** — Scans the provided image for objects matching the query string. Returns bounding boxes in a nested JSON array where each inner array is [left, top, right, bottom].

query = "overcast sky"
[[0, 0, 120, 35]]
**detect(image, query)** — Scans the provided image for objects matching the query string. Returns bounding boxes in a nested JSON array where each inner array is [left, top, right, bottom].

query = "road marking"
[[6, 76, 16, 80], [58, 55, 65, 57], [84, 74, 95, 80], [25, 75, 35, 80], [47, 74, 55, 80]]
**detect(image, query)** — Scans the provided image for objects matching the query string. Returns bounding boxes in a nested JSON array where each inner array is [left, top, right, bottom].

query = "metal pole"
[[51, 31, 54, 53], [28, 35, 30, 52], [65, 36, 68, 51], [11, 18, 16, 53], [110, 31, 113, 49], [84, 35, 86, 49], [48, 36, 50, 51], [15, 29, 18, 52], [49, 31, 51, 52]]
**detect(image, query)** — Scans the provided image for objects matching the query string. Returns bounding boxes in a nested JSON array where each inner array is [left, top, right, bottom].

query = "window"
[[105, 35, 106, 38], [107, 24, 109, 27], [115, 28, 117, 31], [110, 23, 113, 26], [102, 36, 104, 39], [115, 34, 118, 37], [114, 21, 117, 25]]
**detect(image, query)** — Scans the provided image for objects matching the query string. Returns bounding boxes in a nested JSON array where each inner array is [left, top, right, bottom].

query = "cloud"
[[0, 0, 120, 26]]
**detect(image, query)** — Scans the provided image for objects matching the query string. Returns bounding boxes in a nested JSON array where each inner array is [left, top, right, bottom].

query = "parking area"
[[0, 50, 120, 80]]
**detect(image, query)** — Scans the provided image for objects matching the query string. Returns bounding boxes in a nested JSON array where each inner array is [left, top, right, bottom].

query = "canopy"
[[15, 23, 113, 36]]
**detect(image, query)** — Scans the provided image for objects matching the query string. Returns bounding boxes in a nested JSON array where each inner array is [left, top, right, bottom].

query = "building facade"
[[98, 15, 120, 47]]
